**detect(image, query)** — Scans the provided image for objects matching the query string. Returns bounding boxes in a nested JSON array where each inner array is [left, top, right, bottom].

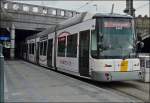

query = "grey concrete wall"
[[1, 1, 79, 30]]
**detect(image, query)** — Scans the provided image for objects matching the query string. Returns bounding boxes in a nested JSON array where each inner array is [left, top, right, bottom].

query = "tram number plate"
[[120, 60, 128, 72]]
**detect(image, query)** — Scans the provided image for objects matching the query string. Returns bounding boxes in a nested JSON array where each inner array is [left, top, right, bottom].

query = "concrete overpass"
[[0, 0, 79, 59]]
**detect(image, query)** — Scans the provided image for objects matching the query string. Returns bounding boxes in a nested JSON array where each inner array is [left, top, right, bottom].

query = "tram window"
[[30, 43, 32, 54], [32, 43, 34, 54], [58, 36, 66, 57], [91, 30, 97, 58], [29, 44, 30, 54], [23, 5, 29, 11], [67, 34, 77, 57], [146, 60, 150, 68], [27, 44, 29, 53], [24, 44, 25, 52], [25, 44, 27, 52], [40, 42, 43, 55], [43, 41, 47, 56]]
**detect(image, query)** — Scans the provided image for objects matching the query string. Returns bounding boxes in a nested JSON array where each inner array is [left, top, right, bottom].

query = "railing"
[[138, 53, 150, 82], [1, 1, 79, 17], [0, 44, 4, 102]]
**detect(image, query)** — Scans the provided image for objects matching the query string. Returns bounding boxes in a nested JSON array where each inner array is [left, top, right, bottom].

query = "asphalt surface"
[[4, 60, 144, 102]]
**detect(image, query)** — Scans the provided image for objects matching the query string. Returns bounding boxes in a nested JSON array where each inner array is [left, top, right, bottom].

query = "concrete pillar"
[[124, 0, 135, 17], [10, 24, 15, 59]]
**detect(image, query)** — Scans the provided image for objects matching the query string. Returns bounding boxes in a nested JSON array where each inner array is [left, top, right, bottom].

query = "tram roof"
[[93, 13, 133, 18], [26, 12, 133, 40]]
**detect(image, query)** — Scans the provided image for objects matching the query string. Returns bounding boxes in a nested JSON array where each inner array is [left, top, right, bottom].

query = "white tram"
[[22, 12, 143, 81]]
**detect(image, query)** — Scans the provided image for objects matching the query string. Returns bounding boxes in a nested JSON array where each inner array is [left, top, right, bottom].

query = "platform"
[[4, 60, 146, 102]]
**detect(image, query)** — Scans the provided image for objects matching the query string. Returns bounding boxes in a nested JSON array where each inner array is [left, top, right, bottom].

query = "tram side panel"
[[56, 19, 95, 77], [35, 37, 40, 64]]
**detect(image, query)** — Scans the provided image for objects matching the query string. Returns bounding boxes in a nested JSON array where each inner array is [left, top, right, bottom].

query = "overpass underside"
[[0, 0, 78, 59], [0, 28, 39, 59]]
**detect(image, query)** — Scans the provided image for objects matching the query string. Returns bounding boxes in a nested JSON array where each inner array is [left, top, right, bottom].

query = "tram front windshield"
[[91, 18, 136, 59]]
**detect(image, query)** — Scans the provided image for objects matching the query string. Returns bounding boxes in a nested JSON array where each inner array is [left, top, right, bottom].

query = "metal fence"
[[0, 44, 4, 102], [138, 53, 150, 82]]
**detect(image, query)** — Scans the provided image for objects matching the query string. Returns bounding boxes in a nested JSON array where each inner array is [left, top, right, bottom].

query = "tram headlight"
[[138, 71, 143, 79]]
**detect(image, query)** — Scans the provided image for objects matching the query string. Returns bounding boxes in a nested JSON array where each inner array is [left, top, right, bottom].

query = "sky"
[[12, 0, 149, 17]]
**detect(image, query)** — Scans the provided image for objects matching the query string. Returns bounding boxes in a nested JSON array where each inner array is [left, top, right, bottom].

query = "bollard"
[[0, 44, 4, 102]]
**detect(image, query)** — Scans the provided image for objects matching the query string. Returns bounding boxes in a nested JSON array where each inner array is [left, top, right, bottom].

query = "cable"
[[76, 1, 93, 11], [76, 2, 89, 11]]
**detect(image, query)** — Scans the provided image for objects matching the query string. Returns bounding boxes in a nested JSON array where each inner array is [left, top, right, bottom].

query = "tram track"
[[107, 86, 149, 102], [76, 77, 149, 102], [73, 77, 148, 102], [71, 77, 149, 102]]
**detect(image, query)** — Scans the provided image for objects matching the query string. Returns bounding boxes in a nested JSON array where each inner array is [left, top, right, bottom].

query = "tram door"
[[47, 39, 53, 67], [79, 30, 90, 77], [36, 42, 40, 64]]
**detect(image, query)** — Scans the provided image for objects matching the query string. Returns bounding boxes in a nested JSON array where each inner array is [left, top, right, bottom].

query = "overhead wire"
[[135, 3, 149, 10], [76, 1, 93, 11]]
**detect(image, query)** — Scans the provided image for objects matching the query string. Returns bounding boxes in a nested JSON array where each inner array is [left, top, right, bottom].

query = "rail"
[[0, 44, 4, 102]]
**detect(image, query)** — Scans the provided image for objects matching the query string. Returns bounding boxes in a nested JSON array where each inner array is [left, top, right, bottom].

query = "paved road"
[[4, 60, 142, 102]]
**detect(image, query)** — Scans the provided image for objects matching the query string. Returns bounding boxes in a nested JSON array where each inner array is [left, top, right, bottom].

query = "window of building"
[[58, 36, 66, 57], [43, 41, 47, 56], [67, 34, 77, 57], [146, 60, 150, 68], [52, 9, 56, 15], [60, 10, 65, 16], [4, 3, 8, 9], [13, 4, 19, 10], [23, 5, 29, 11], [33, 7, 38, 12], [69, 12, 73, 17], [29, 44, 30, 54], [43, 8, 47, 14], [25, 44, 27, 53]]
